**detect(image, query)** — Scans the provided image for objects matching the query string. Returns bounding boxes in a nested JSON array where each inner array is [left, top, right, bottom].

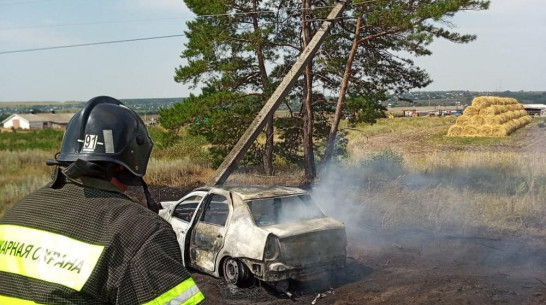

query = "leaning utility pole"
[[211, 0, 348, 185]]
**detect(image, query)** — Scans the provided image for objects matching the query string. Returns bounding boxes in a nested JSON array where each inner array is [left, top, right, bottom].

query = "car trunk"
[[279, 228, 346, 266], [264, 218, 346, 266]]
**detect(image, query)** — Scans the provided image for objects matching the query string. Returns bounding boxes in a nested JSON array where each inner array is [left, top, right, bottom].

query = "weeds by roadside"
[[321, 149, 546, 236], [0, 150, 52, 215]]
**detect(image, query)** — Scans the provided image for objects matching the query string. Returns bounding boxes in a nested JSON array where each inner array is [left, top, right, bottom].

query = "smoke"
[[310, 151, 546, 291]]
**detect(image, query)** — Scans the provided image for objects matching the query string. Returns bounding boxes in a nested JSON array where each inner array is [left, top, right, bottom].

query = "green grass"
[[148, 126, 211, 162], [427, 132, 510, 145], [0, 129, 64, 150], [344, 116, 455, 140]]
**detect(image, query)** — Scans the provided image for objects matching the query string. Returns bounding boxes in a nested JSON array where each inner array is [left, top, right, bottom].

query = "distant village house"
[[1, 112, 75, 129], [522, 104, 546, 117]]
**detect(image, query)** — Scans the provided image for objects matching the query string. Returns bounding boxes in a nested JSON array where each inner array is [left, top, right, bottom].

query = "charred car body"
[[159, 186, 347, 287]]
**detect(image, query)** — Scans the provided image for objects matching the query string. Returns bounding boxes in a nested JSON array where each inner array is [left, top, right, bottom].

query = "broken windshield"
[[247, 195, 325, 227]]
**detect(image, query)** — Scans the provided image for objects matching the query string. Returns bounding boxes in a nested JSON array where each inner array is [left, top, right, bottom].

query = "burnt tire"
[[222, 257, 253, 288]]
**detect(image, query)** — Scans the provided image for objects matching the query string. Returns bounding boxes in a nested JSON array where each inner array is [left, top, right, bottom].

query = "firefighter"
[[0, 96, 204, 305]]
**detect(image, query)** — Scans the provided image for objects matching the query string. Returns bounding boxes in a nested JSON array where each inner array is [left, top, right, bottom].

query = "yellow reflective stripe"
[[141, 277, 204, 305], [0, 224, 104, 291], [0, 294, 45, 305]]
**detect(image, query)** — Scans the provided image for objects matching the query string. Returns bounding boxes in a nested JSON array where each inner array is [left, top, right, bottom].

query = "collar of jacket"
[[65, 174, 122, 194]]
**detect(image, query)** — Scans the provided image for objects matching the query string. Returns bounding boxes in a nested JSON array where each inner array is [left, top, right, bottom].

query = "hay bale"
[[495, 105, 506, 114], [480, 105, 500, 116], [447, 125, 463, 136], [479, 125, 493, 136], [496, 105, 508, 114], [488, 97, 499, 107], [447, 96, 527, 137], [463, 106, 479, 116], [505, 121, 517, 132], [470, 115, 485, 125], [456, 116, 470, 126], [479, 107, 493, 116], [516, 117, 527, 126], [484, 116, 502, 125], [480, 105, 503, 116], [491, 124, 509, 136], [462, 125, 480, 137], [472, 97, 492, 109]]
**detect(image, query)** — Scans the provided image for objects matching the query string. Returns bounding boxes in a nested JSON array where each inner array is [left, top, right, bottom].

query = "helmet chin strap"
[[141, 178, 161, 214]]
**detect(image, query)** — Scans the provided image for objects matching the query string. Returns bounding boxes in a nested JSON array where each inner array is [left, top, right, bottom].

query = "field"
[[2, 117, 546, 304]]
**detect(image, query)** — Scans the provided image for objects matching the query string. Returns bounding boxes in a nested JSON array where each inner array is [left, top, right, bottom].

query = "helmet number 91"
[[83, 134, 98, 151]]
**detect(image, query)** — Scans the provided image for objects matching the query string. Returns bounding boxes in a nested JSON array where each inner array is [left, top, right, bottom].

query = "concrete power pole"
[[210, 0, 348, 186]]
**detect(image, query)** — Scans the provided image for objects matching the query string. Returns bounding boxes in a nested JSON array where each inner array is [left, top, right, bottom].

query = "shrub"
[[361, 149, 406, 179]]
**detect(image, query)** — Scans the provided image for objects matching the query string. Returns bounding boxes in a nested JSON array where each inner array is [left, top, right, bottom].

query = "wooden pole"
[[210, 0, 348, 185]]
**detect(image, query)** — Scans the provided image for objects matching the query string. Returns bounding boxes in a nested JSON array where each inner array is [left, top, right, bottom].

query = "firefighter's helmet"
[[57, 96, 153, 177]]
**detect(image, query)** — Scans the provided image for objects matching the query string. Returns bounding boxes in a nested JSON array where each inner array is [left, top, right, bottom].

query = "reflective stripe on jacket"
[[0, 174, 203, 304]]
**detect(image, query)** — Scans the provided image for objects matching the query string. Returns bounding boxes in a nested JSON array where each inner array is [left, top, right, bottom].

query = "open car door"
[[189, 189, 231, 273], [169, 192, 207, 266]]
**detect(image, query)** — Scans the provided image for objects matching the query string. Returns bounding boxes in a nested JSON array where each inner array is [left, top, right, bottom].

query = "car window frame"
[[199, 193, 230, 227], [245, 194, 326, 227], [172, 195, 203, 223]]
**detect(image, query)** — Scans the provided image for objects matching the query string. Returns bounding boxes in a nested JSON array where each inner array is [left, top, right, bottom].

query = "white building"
[[522, 104, 546, 117], [2, 113, 74, 129]]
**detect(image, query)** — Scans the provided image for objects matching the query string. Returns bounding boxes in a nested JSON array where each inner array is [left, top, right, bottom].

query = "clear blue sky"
[[0, 0, 544, 102]]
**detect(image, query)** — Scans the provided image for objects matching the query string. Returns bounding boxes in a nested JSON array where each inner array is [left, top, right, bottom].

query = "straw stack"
[[447, 96, 532, 137]]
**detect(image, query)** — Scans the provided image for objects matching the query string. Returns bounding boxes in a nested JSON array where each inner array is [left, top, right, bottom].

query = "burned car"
[[159, 186, 347, 287]]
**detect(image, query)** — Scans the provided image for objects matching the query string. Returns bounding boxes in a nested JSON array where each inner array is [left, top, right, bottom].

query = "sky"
[[0, 0, 544, 102]]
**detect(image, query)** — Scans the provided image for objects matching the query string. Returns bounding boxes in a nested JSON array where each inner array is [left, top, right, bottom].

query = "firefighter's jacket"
[[0, 173, 204, 305]]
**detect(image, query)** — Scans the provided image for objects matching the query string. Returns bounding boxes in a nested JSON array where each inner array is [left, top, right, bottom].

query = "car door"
[[189, 189, 231, 273], [170, 192, 207, 265]]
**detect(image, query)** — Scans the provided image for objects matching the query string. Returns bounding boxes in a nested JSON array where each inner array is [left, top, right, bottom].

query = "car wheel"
[[222, 257, 253, 288]]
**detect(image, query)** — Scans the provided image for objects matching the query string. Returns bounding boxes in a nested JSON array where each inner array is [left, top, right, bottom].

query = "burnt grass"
[[188, 227, 546, 305]]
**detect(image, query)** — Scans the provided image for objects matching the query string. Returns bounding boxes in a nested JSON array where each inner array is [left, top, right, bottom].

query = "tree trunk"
[[252, 0, 273, 175], [324, 17, 362, 163], [301, 0, 316, 183]]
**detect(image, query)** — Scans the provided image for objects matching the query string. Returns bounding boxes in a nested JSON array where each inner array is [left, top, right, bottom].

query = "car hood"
[[260, 217, 345, 238]]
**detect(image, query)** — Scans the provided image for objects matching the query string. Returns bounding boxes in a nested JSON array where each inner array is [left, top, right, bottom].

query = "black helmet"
[[57, 96, 153, 177]]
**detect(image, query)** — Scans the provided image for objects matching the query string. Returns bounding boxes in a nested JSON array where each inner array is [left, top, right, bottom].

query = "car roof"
[[198, 185, 308, 201]]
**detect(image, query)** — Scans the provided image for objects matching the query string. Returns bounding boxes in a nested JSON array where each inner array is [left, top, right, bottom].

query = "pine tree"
[[164, 0, 490, 182]]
